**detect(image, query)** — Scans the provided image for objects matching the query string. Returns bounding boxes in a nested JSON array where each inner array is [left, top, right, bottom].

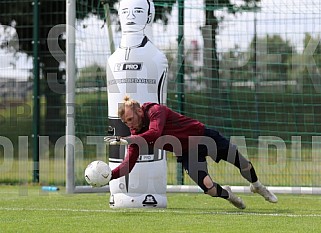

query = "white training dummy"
[[106, 0, 168, 208]]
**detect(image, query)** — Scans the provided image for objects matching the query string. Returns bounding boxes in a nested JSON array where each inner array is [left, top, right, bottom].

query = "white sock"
[[252, 180, 262, 188]]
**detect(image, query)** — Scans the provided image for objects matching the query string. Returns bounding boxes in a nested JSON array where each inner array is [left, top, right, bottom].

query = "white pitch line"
[[0, 207, 321, 218]]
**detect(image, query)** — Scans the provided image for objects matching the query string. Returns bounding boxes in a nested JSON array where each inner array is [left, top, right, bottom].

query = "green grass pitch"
[[0, 185, 321, 233]]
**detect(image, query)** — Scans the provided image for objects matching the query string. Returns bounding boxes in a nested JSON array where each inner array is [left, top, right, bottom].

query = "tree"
[[77, 64, 106, 88], [0, 0, 176, 143], [203, 0, 261, 90], [300, 33, 321, 93], [1, 1, 67, 143], [225, 34, 295, 85], [1, 0, 259, 142], [250, 34, 294, 80]]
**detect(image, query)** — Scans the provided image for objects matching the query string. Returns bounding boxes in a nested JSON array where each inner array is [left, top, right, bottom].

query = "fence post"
[[176, 0, 185, 185], [32, 0, 40, 183], [66, 0, 76, 194]]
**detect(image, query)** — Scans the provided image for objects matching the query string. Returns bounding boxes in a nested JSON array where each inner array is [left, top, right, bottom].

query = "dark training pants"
[[178, 128, 257, 192]]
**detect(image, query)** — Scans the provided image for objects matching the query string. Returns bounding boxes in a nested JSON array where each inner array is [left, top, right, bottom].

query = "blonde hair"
[[118, 95, 141, 119]]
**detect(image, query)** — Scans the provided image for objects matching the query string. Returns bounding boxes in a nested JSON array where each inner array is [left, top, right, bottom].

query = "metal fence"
[[1, 1, 321, 192]]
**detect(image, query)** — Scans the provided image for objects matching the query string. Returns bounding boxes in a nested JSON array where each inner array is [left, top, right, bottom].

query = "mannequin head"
[[118, 0, 152, 33]]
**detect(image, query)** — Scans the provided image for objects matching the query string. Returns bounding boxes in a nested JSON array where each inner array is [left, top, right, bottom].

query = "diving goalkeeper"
[[105, 96, 278, 209]]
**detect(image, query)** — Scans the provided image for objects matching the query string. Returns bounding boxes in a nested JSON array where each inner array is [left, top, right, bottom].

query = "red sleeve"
[[129, 104, 166, 144], [111, 144, 139, 180], [111, 104, 166, 180]]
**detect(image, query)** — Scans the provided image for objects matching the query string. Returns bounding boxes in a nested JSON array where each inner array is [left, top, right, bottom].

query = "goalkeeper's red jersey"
[[111, 102, 205, 179]]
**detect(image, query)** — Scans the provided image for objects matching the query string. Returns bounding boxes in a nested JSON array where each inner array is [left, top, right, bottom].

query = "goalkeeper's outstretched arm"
[[110, 144, 139, 180]]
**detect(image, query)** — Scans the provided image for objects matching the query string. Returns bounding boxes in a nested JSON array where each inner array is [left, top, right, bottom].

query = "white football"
[[84, 160, 112, 187]]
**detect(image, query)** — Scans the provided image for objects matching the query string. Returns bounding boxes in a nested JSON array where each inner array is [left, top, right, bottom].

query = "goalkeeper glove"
[[104, 136, 128, 145]]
